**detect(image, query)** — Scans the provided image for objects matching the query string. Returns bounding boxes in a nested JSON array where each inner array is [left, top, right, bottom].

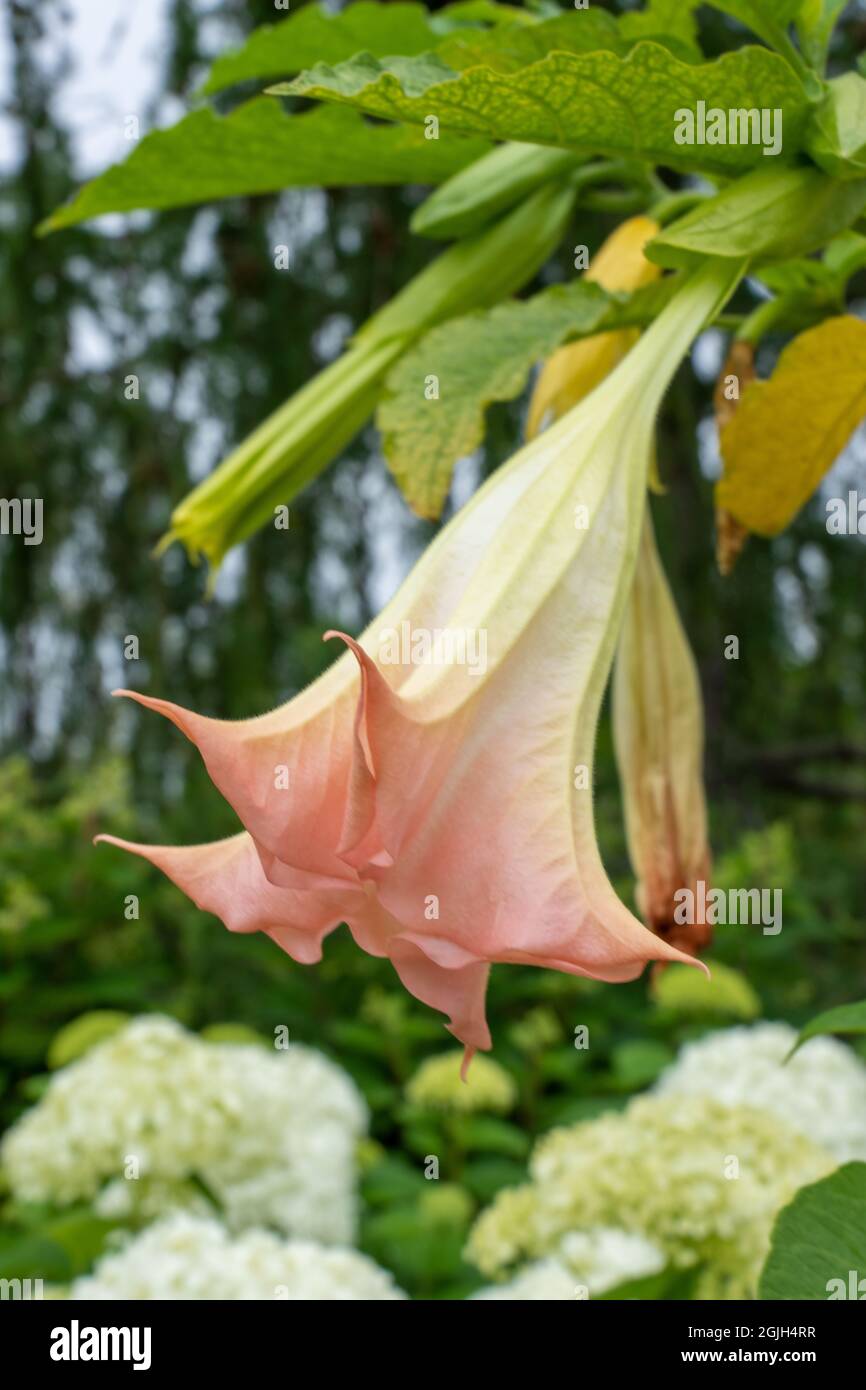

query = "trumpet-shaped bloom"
[[612, 512, 712, 954], [98, 258, 742, 1058]]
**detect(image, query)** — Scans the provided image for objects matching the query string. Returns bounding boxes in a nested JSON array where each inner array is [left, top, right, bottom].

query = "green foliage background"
[[1, 0, 865, 1297]]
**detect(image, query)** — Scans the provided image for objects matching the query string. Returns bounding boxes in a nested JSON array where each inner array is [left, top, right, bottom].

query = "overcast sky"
[[0, 0, 249, 175]]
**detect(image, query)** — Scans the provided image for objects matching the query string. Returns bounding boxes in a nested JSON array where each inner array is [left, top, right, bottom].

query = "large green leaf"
[[433, 11, 629, 72], [201, 0, 528, 95], [377, 277, 676, 518], [788, 1000, 866, 1057], [281, 43, 812, 176], [648, 166, 866, 267], [40, 101, 490, 234], [203, 2, 696, 96], [759, 1164, 866, 1300], [203, 1, 445, 95]]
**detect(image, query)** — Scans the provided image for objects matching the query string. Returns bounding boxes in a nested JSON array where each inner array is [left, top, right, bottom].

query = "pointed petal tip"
[[93, 832, 147, 857], [664, 945, 711, 977], [460, 1046, 477, 1082], [107, 688, 211, 741]]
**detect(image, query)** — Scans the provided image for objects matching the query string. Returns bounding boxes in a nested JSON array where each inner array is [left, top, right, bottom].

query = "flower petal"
[[95, 831, 347, 963]]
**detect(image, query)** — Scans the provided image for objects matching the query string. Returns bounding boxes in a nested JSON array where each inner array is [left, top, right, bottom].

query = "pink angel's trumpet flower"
[[612, 513, 713, 959], [98, 257, 742, 1058]]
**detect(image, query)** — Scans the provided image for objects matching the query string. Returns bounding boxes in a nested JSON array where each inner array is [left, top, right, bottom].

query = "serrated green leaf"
[[435, 10, 627, 72], [40, 101, 490, 234], [759, 1164, 866, 1299], [788, 1000, 866, 1057], [202, 1, 453, 95], [377, 277, 676, 518], [202, 2, 530, 94], [279, 42, 812, 177], [648, 166, 866, 268]]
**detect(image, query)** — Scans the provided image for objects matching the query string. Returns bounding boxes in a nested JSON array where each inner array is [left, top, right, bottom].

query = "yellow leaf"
[[525, 215, 661, 438], [717, 315, 866, 536]]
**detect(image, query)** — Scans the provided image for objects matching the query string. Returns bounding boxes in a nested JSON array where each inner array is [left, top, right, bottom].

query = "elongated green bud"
[[164, 178, 578, 571], [410, 141, 579, 240], [357, 178, 578, 345]]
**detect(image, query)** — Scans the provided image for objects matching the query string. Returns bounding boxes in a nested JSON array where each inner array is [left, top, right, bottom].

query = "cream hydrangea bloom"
[[467, 1093, 833, 1298], [472, 1259, 580, 1301], [1, 1016, 366, 1244], [69, 1213, 406, 1301], [655, 1022, 866, 1163], [473, 1228, 665, 1299], [406, 1050, 516, 1113]]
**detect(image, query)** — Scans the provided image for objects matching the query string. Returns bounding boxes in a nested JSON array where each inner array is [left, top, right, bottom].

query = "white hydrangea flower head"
[[472, 1228, 665, 1299], [69, 1213, 406, 1300], [557, 1227, 666, 1293], [1, 1016, 367, 1244], [472, 1259, 581, 1301], [466, 1093, 833, 1298], [655, 1022, 866, 1163]]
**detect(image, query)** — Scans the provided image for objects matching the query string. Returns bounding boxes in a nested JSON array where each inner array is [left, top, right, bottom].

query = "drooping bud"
[[410, 141, 579, 240], [612, 512, 712, 957]]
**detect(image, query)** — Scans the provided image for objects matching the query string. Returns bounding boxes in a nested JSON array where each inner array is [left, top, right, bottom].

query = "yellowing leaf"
[[526, 215, 661, 439], [717, 316, 866, 535]]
